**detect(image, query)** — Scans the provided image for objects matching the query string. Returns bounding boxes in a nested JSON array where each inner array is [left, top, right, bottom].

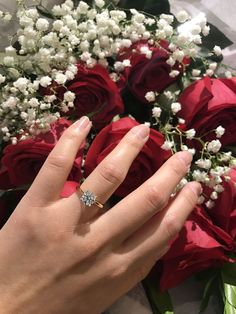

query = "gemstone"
[[80, 190, 97, 207]]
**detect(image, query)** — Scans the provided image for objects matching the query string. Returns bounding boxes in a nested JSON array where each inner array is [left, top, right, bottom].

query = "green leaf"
[[199, 273, 218, 313], [221, 263, 236, 314], [224, 299, 236, 314], [142, 277, 173, 314]]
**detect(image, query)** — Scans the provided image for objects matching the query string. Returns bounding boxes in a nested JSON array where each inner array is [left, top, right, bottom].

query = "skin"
[[0, 116, 201, 314]]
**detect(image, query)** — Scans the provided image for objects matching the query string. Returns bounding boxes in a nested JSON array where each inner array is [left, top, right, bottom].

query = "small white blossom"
[[207, 140, 222, 153], [171, 102, 182, 114], [145, 91, 156, 102], [40, 76, 52, 87], [176, 10, 189, 23], [13, 77, 28, 92], [55, 73, 67, 85], [206, 200, 215, 209], [64, 91, 75, 102], [225, 71, 232, 78], [215, 126, 225, 138], [214, 185, 225, 193], [161, 140, 174, 151], [3, 56, 15, 67], [206, 69, 214, 77], [186, 129, 196, 139], [198, 195, 205, 205], [195, 159, 212, 170], [192, 69, 201, 77], [202, 25, 210, 36], [36, 18, 49, 32], [213, 45, 222, 56], [95, 0, 105, 8], [152, 107, 162, 118], [169, 70, 180, 78]]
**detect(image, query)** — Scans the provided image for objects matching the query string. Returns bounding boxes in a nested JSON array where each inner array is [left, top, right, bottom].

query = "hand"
[[0, 116, 201, 314]]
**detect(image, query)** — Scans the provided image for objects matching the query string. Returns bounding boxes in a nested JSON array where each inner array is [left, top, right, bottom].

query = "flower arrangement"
[[0, 0, 236, 312]]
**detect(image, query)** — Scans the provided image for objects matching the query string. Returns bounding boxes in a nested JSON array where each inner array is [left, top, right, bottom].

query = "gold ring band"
[[78, 187, 104, 209]]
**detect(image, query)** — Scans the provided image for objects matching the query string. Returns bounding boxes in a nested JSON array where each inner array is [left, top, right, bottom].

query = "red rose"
[[66, 64, 124, 129], [60, 181, 79, 198], [159, 206, 234, 291], [85, 117, 170, 197], [0, 119, 83, 189], [179, 77, 236, 146], [159, 169, 236, 291], [121, 41, 184, 103]]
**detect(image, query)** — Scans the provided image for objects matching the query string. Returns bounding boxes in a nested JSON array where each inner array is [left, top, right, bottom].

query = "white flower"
[[0, 74, 6, 84], [198, 195, 205, 205], [13, 77, 28, 92], [173, 49, 185, 62], [202, 25, 210, 36], [64, 91, 75, 102], [161, 141, 174, 151], [195, 159, 212, 170], [209, 62, 217, 70], [206, 200, 215, 209], [40, 76, 52, 87], [123, 59, 131, 67], [192, 69, 201, 77], [207, 140, 222, 153], [152, 107, 162, 118], [206, 69, 214, 77], [213, 45, 222, 56], [166, 57, 175, 67], [145, 91, 156, 102], [55, 73, 67, 85], [178, 118, 185, 124], [176, 10, 189, 23], [225, 71, 232, 78], [186, 128, 196, 139], [164, 91, 173, 99], [171, 102, 181, 114], [114, 61, 124, 72], [215, 126, 225, 138], [95, 0, 105, 8], [3, 13, 12, 22], [3, 56, 15, 67], [36, 18, 49, 32], [214, 185, 224, 193], [169, 70, 180, 78]]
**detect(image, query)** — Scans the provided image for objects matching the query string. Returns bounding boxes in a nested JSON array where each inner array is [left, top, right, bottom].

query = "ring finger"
[[67, 124, 150, 222]]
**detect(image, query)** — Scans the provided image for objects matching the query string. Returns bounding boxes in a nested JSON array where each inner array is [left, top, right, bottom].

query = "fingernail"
[[188, 182, 202, 196], [131, 124, 150, 141], [75, 116, 91, 130], [177, 151, 193, 166]]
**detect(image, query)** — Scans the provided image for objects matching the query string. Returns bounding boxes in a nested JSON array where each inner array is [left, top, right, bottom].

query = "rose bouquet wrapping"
[[0, 0, 236, 312]]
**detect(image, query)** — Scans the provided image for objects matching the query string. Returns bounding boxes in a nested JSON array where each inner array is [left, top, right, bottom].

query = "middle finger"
[[89, 151, 193, 246]]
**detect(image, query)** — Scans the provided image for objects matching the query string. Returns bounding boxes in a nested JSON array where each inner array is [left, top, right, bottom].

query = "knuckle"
[[184, 187, 198, 208], [98, 162, 125, 185], [46, 154, 69, 170], [135, 264, 152, 282], [164, 214, 182, 240], [170, 159, 187, 177], [62, 128, 79, 142], [145, 185, 167, 211]]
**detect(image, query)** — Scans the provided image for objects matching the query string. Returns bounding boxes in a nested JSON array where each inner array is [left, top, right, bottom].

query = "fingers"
[[89, 151, 193, 245], [120, 182, 201, 260], [27, 117, 92, 205], [67, 124, 150, 222]]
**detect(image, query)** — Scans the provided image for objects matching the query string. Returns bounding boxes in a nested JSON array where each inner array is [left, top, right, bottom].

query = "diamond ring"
[[79, 188, 104, 209]]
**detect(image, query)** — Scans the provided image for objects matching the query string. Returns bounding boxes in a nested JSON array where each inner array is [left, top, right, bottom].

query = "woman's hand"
[[0, 116, 201, 314]]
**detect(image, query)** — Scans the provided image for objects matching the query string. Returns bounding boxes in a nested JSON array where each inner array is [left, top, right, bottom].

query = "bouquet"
[[0, 0, 236, 312]]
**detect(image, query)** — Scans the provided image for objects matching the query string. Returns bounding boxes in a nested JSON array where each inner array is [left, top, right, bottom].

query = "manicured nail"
[[131, 124, 150, 141], [75, 116, 91, 130], [188, 182, 202, 196], [177, 151, 193, 166]]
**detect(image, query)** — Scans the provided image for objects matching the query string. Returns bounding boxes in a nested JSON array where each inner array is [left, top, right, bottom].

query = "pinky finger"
[[119, 182, 202, 262]]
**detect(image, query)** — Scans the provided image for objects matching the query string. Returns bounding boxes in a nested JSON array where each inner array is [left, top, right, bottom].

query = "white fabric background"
[[0, 1, 235, 313]]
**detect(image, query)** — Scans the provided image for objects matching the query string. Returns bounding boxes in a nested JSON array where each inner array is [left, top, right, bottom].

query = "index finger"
[[27, 116, 92, 205], [89, 151, 193, 244]]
